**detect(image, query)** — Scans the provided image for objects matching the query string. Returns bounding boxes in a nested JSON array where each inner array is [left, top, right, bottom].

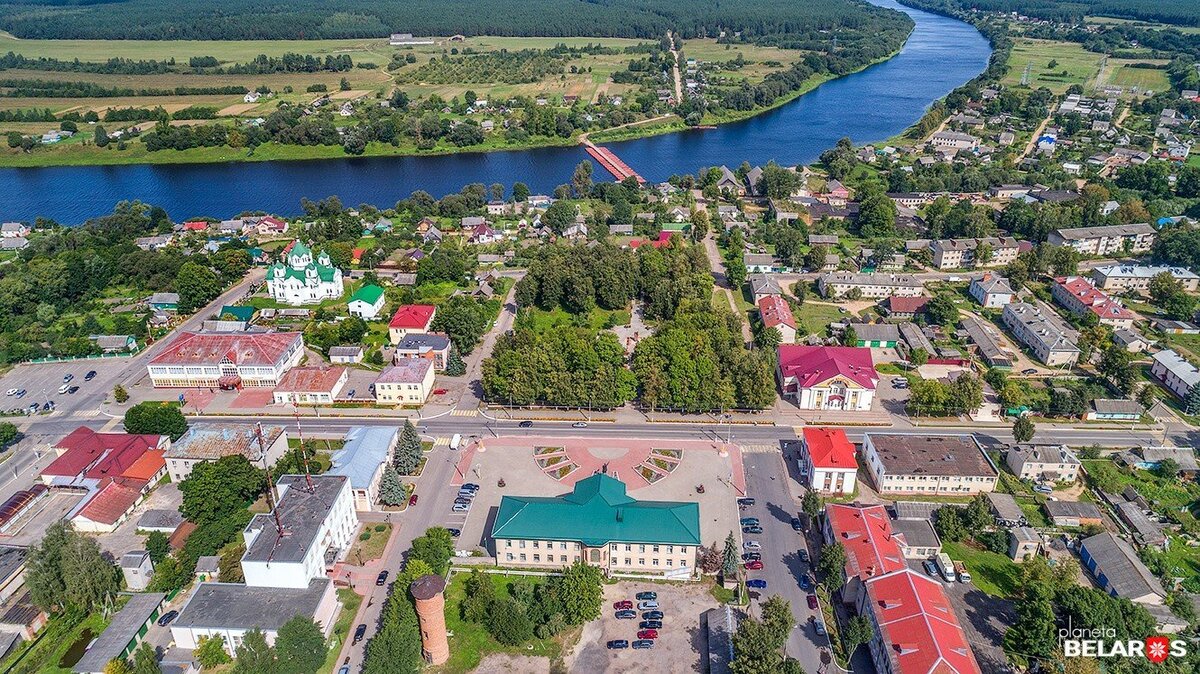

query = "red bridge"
[[583, 140, 645, 184]]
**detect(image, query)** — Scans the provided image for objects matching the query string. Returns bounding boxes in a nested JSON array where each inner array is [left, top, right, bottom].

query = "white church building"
[[265, 241, 344, 305]]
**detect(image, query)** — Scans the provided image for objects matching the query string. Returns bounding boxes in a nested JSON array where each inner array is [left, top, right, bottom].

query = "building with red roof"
[[147, 331, 304, 388], [628, 231, 675, 249], [1051, 276, 1137, 330], [823, 504, 907, 604], [879, 295, 929, 320], [272, 366, 348, 405], [388, 304, 437, 343], [858, 569, 981, 674], [41, 427, 169, 533], [799, 428, 857, 494], [757, 295, 797, 343], [776, 345, 877, 411], [182, 221, 209, 232]]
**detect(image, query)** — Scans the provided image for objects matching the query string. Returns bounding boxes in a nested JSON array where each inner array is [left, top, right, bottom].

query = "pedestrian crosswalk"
[[450, 408, 478, 417], [740, 444, 780, 454], [432, 437, 450, 447]]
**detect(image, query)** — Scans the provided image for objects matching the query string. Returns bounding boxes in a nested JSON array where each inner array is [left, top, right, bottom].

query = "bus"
[[936, 553, 957, 582]]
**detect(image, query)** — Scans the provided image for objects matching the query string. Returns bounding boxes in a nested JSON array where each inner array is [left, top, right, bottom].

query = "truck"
[[450, 433, 462, 450], [936, 553, 957, 582], [953, 560, 971, 583]]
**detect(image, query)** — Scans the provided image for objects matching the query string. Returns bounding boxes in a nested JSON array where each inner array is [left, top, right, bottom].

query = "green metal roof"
[[350, 284, 384, 305], [491, 473, 701, 547], [218, 305, 256, 322]]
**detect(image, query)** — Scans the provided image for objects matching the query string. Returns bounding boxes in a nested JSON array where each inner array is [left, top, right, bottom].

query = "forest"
[[902, 0, 1200, 27], [0, 0, 913, 45]]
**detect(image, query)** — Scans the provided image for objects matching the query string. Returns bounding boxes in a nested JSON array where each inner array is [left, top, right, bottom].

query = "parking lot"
[[566, 580, 718, 672], [907, 559, 1013, 672], [0, 358, 130, 418]]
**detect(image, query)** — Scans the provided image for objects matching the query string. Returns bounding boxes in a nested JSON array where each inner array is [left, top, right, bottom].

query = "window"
[[653, 559, 659, 566], [506, 553, 513, 561], [653, 545, 659, 553], [560, 542, 567, 550], [533, 554, 540, 562], [639, 545, 646, 553], [533, 541, 539, 549], [610, 544, 617, 552], [519, 541, 525, 549], [625, 558, 631, 565], [505, 540, 512, 548], [520, 554, 526, 562], [560, 555, 567, 563], [625, 544, 631, 552], [667, 560, 673, 567], [638, 558, 645, 566], [667, 546, 674, 554]]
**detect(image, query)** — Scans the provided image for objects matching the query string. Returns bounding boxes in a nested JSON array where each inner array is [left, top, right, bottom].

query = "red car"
[[744, 560, 764, 570], [433, 388, 448, 395], [613, 600, 633, 610], [408, 494, 418, 506], [636, 629, 659, 640], [806, 594, 818, 610]]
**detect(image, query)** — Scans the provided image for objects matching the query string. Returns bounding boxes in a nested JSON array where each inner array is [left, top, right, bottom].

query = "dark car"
[[615, 609, 637, 620], [408, 494, 418, 506], [1021, 368, 1038, 375], [67, 386, 79, 394], [453, 497, 472, 506], [635, 591, 657, 601], [742, 552, 761, 562], [518, 420, 534, 428], [739, 517, 759, 526], [813, 620, 827, 636], [790, 517, 803, 532], [747, 579, 767, 589], [157, 610, 179, 627], [376, 570, 389, 586], [806, 594, 819, 610], [799, 575, 812, 591], [84, 370, 97, 381], [798, 549, 809, 564], [461, 483, 480, 491], [614, 600, 634, 611], [607, 640, 629, 649], [639, 620, 662, 630], [636, 629, 658, 640], [742, 525, 763, 534], [353, 624, 367, 644], [632, 640, 655, 650], [446, 528, 462, 538], [642, 610, 664, 620], [736, 497, 755, 507]]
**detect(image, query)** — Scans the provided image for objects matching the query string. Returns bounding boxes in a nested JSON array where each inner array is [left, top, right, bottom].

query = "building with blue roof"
[[328, 426, 399, 510]]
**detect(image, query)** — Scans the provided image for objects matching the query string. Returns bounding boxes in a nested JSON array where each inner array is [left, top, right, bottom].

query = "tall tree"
[[393, 421, 423, 474], [1013, 415, 1036, 444], [378, 465, 407, 506], [721, 531, 739, 580], [122, 402, 188, 440], [26, 520, 71, 612], [174, 261, 222, 313], [551, 561, 603, 625], [233, 629, 276, 674], [275, 616, 326, 674], [132, 643, 161, 674], [843, 614, 874, 654], [817, 541, 846, 590], [179, 455, 266, 525], [60, 531, 119, 612], [410, 527, 454, 575]]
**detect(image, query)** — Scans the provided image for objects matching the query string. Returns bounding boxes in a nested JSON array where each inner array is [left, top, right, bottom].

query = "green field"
[[1085, 16, 1200, 35], [943, 542, 1021, 598], [1106, 62, 1171, 92], [525, 306, 632, 333], [1002, 39, 1104, 93]]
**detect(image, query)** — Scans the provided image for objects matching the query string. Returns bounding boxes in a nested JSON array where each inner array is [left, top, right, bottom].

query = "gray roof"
[[1151, 350, 1200, 389], [898, 322, 935, 355], [866, 434, 996, 478], [891, 501, 944, 520], [1112, 329, 1145, 346], [971, 274, 1013, 296], [1114, 501, 1166, 545], [195, 555, 220, 574], [850, 323, 900, 343], [173, 579, 330, 632], [1008, 444, 1079, 469], [1043, 500, 1102, 520], [749, 273, 782, 297], [1053, 223, 1154, 241], [889, 518, 940, 549], [1081, 532, 1166, 601], [986, 492, 1024, 523], [0, 545, 27, 584], [1092, 399, 1144, 416], [137, 509, 183, 531], [0, 238, 28, 250], [120, 550, 150, 569], [328, 345, 363, 357], [72, 593, 165, 673], [166, 423, 286, 462], [329, 426, 399, 490], [1011, 526, 1040, 544], [243, 475, 348, 565], [149, 292, 179, 304], [809, 234, 839, 245], [1138, 446, 1199, 472], [960, 316, 1011, 365], [395, 333, 451, 351]]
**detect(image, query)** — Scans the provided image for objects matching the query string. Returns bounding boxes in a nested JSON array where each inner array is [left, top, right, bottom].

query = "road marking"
[[450, 409, 478, 417], [740, 444, 778, 453], [432, 437, 450, 447]]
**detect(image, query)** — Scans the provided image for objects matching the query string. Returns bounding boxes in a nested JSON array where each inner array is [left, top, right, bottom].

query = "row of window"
[[608, 543, 688, 555], [507, 553, 581, 564], [505, 540, 581, 550]]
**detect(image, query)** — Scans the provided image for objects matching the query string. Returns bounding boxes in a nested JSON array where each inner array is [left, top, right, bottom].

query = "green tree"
[[817, 541, 846, 590], [542, 201, 574, 234], [488, 597, 536, 645], [378, 465, 407, 506], [1154, 458, 1180, 480], [123, 402, 188, 440], [925, 294, 959, 326], [1005, 580, 1057, 662], [274, 616, 326, 674], [841, 325, 858, 347], [410, 527, 454, 575], [571, 160, 593, 197], [1188, 381, 1200, 416], [105, 659, 134, 674], [145, 531, 170, 565], [58, 528, 119, 612], [218, 542, 246, 583], [1098, 345, 1135, 394], [801, 490, 822, 520], [430, 295, 489, 353], [174, 261, 222, 313], [460, 569, 495, 623], [721, 531, 739, 580], [393, 420, 423, 475], [112, 384, 129, 404], [444, 347, 467, 376], [857, 192, 897, 238], [27, 521, 71, 611], [195, 636, 231, 668], [552, 561, 603, 624], [179, 455, 266, 525], [1013, 415, 1035, 444], [843, 614, 874, 654], [909, 347, 929, 367], [233, 628, 276, 674], [132, 643, 161, 674], [362, 591, 422, 674], [0, 421, 19, 449]]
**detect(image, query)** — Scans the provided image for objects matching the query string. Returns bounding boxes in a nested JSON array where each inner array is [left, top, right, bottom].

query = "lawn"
[[1082, 459, 1200, 509], [318, 588, 364, 674], [437, 572, 566, 674], [524, 306, 631, 333], [1, 610, 110, 674], [348, 523, 393, 564], [1107, 63, 1170, 92], [943, 542, 1021, 598], [792, 301, 854, 336], [1002, 39, 1104, 93]]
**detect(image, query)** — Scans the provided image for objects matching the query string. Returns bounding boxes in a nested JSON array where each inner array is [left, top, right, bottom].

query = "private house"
[[1113, 500, 1167, 548], [929, 130, 980, 150], [388, 304, 437, 344], [1078, 532, 1166, 605], [147, 331, 305, 388], [373, 359, 435, 405], [798, 428, 857, 495], [347, 284, 386, 319], [41, 427, 170, 534], [1086, 399, 1144, 421], [879, 296, 928, 320], [715, 166, 742, 194], [818, 272, 923, 299], [749, 274, 782, 303], [394, 332, 452, 370], [1112, 329, 1148, 354], [148, 293, 179, 312], [1005, 444, 1081, 483], [0, 222, 29, 238], [858, 570, 982, 674], [757, 295, 797, 343], [986, 492, 1026, 527], [776, 345, 878, 411], [1150, 349, 1200, 400], [491, 473, 700, 578], [272, 366, 348, 405], [165, 423, 287, 482], [1090, 264, 1200, 294], [136, 509, 183, 535], [822, 504, 907, 606], [121, 550, 153, 591], [72, 593, 167, 674], [1122, 446, 1199, 478], [1042, 501, 1103, 528], [743, 253, 783, 273], [328, 345, 364, 364], [90, 334, 137, 353], [329, 426, 399, 511], [861, 434, 997, 496], [849, 323, 900, 348], [468, 221, 502, 244], [265, 241, 344, 305], [0, 237, 28, 251], [1155, 319, 1200, 335], [1051, 277, 1137, 329], [969, 273, 1015, 308], [961, 316, 1014, 368], [930, 237, 1019, 270], [1009, 527, 1043, 560], [1048, 224, 1156, 256], [1001, 302, 1080, 367]]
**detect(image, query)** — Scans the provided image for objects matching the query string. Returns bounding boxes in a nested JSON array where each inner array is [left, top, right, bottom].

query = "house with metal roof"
[[72, 593, 166, 674], [857, 570, 982, 674], [1042, 500, 1103, 527], [776, 345, 878, 411], [798, 428, 857, 495], [1079, 532, 1166, 605], [165, 423, 287, 482], [346, 283, 385, 319], [1150, 349, 1200, 400], [985, 492, 1026, 527], [862, 434, 997, 496], [491, 473, 700, 578], [1086, 399, 1144, 421], [328, 426, 399, 511], [265, 241, 344, 305]]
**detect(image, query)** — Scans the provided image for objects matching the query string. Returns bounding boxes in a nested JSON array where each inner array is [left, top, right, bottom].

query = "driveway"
[[933, 563, 1014, 672]]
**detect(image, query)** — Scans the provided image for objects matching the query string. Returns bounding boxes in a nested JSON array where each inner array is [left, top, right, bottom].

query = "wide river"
[[0, 0, 990, 223]]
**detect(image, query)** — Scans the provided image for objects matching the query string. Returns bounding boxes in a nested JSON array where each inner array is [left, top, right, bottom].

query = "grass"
[[1107, 63, 1171, 92], [523, 306, 631, 333], [1082, 459, 1200, 509], [437, 572, 566, 674], [792, 301, 854, 336], [1017, 500, 1051, 528], [318, 588, 364, 674], [1, 610, 110, 674], [1002, 39, 1104, 94], [348, 523, 393, 564], [943, 542, 1021, 598]]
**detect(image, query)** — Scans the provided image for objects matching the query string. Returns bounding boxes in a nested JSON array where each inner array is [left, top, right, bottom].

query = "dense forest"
[[0, 0, 913, 45], [901, 0, 1200, 27]]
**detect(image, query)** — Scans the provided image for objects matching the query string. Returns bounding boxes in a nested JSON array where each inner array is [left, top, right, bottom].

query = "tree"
[[410, 527, 454, 575], [39, 525, 118, 613], [444, 347, 466, 376], [1012, 415, 1035, 444], [857, 192, 897, 238], [801, 490, 822, 520], [219, 542, 245, 582], [123, 402, 188, 440], [179, 455, 266, 525], [175, 261, 222, 313], [552, 561, 603, 624], [393, 420, 423, 475], [430, 295, 489, 354], [571, 160, 593, 197], [362, 589, 422, 674], [841, 325, 858, 347], [233, 628, 276, 674], [1188, 381, 1200, 416], [925, 294, 959, 326], [146, 531, 170, 565], [460, 569, 495, 623], [0, 421, 18, 449], [909, 347, 929, 367], [721, 531, 739, 580], [195, 636, 231, 668], [1154, 458, 1180, 480], [699, 543, 722, 574], [843, 614, 874, 654], [512, 182, 531, 203], [542, 201, 574, 234], [1136, 384, 1157, 411], [26, 520, 71, 612], [132, 643, 161, 674], [1005, 580, 1057, 662], [1098, 345, 1135, 394], [105, 659, 134, 674], [378, 465, 407, 506], [275, 616, 326, 674], [486, 597, 534, 645], [816, 542, 846, 589], [112, 384, 129, 404]]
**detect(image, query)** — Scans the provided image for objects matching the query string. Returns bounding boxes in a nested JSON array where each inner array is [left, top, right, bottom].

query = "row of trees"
[[481, 327, 636, 407], [459, 562, 603, 646]]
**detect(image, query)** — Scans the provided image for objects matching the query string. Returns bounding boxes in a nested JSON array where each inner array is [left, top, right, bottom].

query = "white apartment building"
[[862, 434, 998, 495], [930, 237, 1020, 270], [373, 359, 435, 405], [1150, 349, 1200, 400], [1091, 264, 1200, 293], [1002, 301, 1080, 367], [1048, 223, 1156, 256], [818, 272, 924, 299], [969, 273, 1015, 308], [1005, 445, 1081, 483], [241, 475, 357, 589]]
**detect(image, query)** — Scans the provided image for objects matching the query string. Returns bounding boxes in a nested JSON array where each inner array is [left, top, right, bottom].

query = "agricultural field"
[[1105, 63, 1171, 92], [0, 31, 397, 64], [1002, 39, 1105, 94], [1085, 16, 1200, 35]]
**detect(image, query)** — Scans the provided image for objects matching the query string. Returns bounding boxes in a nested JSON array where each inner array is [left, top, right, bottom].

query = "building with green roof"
[[265, 240, 344, 306], [347, 284, 386, 319], [491, 473, 700, 578]]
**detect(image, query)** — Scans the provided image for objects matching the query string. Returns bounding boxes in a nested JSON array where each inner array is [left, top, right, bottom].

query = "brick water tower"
[[410, 574, 449, 665]]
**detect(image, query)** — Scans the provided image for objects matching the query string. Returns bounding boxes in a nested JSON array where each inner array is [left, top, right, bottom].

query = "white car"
[[3, 389, 16, 396], [743, 541, 761, 550], [636, 601, 659, 611]]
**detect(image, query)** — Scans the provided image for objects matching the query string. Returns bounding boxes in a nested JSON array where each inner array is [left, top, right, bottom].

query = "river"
[[0, 0, 990, 224]]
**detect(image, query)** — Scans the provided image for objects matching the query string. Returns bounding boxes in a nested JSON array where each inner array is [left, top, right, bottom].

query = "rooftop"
[[1053, 223, 1154, 240], [825, 504, 906, 580], [778, 345, 878, 390], [388, 304, 436, 330], [329, 426, 399, 490], [802, 428, 856, 470], [1093, 264, 1199, 281], [985, 493, 1024, 522], [492, 473, 700, 547], [374, 359, 433, 385], [1092, 399, 1144, 416], [173, 579, 330, 632], [866, 434, 995, 478], [758, 295, 796, 330], [395, 333, 452, 351], [165, 423, 285, 462], [243, 475, 348, 565], [1007, 444, 1079, 468], [1043, 500, 1102, 520], [43, 427, 166, 483], [274, 366, 346, 394], [1081, 532, 1166, 601], [0, 545, 27, 584], [72, 593, 166, 673], [1152, 350, 1200, 389], [864, 570, 981, 674], [889, 518, 941, 550], [820, 272, 922, 288], [349, 284, 384, 305], [148, 332, 302, 367]]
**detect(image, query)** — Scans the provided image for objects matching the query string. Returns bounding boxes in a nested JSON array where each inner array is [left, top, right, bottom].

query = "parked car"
[[13, 389, 25, 398], [637, 601, 659, 611], [42, 401, 54, 412], [1021, 368, 1038, 375], [338, 666, 351, 674], [84, 370, 97, 381], [461, 483, 480, 491], [157, 610, 179, 626], [737, 497, 756, 507], [452, 503, 470, 512], [747, 580, 767, 590], [807, 594, 819, 610], [615, 609, 637, 620], [518, 420, 534, 428], [790, 517, 803, 531], [798, 549, 809, 564], [636, 629, 659, 640], [376, 571, 389, 586], [743, 541, 760, 550], [745, 560, 763, 570], [572, 422, 588, 428], [607, 640, 629, 649], [639, 620, 662, 630], [740, 517, 759, 526], [3, 389, 15, 396], [62, 374, 73, 383], [614, 600, 634, 611], [813, 620, 827, 636], [923, 560, 939, 577], [408, 494, 418, 507], [346, 389, 356, 399], [1033, 484, 1054, 494], [799, 575, 812, 591], [742, 552, 761, 562], [635, 591, 657, 601], [632, 640, 655, 650], [445, 528, 461, 538], [67, 386, 79, 395], [57, 384, 70, 395], [432, 388, 447, 395], [742, 525, 763, 534], [642, 610, 664, 620], [353, 624, 367, 644]]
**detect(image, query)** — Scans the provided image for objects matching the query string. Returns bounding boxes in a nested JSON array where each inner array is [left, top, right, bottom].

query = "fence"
[[26, 347, 140, 365]]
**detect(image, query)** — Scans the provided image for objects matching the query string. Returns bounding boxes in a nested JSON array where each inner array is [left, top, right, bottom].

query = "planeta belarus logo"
[[1145, 636, 1171, 664]]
